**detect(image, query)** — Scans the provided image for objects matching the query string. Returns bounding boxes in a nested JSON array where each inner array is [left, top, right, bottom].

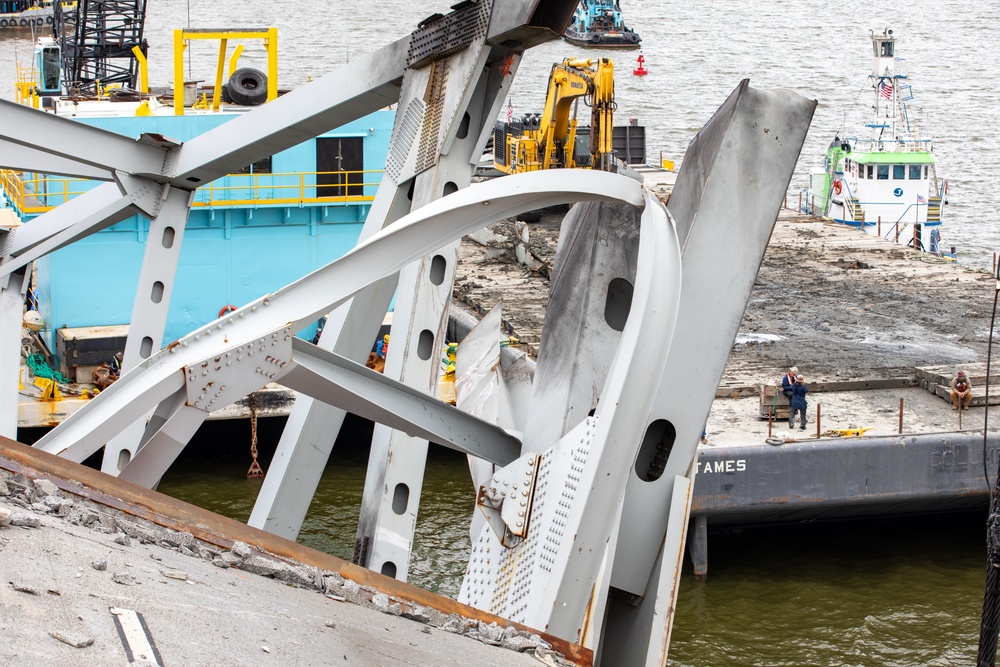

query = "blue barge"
[[2, 32, 395, 370]]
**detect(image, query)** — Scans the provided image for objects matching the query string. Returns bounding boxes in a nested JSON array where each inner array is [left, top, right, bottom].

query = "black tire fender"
[[225, 68, 267, 106]]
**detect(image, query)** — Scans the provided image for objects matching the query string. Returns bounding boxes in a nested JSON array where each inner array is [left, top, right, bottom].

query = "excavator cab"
[[493, 57, 618, 175]]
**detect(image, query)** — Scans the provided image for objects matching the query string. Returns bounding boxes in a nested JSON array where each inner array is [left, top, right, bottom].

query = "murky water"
[[151, 418, 993, 666], [4, 0, 1000, 662], [155, 418, 477, 598]]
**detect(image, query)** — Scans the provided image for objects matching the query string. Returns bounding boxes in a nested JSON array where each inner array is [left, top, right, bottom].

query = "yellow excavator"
[[493, 57, 617, 174]]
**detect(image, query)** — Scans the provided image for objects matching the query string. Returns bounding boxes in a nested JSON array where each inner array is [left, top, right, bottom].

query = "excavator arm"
[[588, 57, 615, 171], [493, 57, 616, 174]]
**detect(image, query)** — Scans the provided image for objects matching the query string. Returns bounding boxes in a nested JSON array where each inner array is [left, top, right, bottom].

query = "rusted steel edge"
[[0, 436, 593, 667]]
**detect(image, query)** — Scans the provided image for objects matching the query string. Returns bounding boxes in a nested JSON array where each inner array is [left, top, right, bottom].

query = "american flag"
[[879, 80, 893, 99], [506, 97, 513, 124], [917, 194, 926, 203]]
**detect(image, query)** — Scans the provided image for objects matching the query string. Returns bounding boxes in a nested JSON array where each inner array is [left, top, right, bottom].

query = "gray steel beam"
[[541, 195, 680, 641], [609, 83, 817, 604], [31, 170, 643, 465], [101, 187, 193, 475], [0, 138, 114, 180], [1, 169, 170, 278], [116, 391, 208, 489], [169, 39, 409, 189], [260, 39, 523, 546], [281, 338, 521, 465], [0, 267, 27, 439], [486, 0, 579, 50], [0, 99, 170, 177], [454, 303, 511, 542], [520, 200, 641, 452], [458, 192, 680, 644], [354, 35, 517, 580], [0, 183, 135, 276], [247, 181, 411, 539]]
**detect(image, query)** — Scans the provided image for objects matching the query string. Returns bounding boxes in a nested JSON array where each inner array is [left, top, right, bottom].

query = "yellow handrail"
[[0, 168, 383, 215]]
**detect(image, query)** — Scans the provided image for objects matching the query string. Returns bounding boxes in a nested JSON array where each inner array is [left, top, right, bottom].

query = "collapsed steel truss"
[[0, 1, 815, 662]]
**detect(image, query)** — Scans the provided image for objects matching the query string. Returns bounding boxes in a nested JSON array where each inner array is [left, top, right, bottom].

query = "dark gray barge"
[[688, 429, 996, 575]]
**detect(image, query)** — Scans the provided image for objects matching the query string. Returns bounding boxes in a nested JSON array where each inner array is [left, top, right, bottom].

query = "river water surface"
[[3, 1, 999, 664]]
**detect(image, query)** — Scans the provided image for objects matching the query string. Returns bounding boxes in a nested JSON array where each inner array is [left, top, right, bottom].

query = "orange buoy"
[[633, 53, 648, 76]]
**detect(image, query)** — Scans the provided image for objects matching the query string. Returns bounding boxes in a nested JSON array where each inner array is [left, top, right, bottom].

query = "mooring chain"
[[246, 392, 264, 479]]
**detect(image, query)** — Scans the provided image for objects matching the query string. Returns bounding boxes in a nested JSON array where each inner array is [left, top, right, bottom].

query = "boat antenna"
[[976, 268, 1000, 666]]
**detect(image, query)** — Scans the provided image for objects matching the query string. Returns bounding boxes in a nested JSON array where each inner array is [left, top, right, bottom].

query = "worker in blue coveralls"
[[781, 365, 798, 398], [788, 374, 808, 430], [376, 334, 389, 359]]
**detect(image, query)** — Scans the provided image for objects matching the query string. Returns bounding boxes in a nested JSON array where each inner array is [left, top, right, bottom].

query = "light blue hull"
[[15, 108, 396, 355]]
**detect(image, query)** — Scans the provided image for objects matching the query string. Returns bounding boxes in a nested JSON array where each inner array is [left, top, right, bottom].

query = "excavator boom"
[[493, 57, 618, 174]]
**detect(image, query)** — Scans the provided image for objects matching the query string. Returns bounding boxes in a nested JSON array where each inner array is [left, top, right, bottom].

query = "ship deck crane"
[[493, 57, 616, 174]]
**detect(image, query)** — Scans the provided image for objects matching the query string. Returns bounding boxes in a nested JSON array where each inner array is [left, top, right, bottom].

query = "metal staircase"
[[927, 195, 943, 222]]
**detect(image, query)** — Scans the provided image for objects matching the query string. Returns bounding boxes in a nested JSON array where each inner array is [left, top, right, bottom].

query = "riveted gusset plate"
[[408, 1, 490, 70], [183, 326, 294, 413], [113, 171, 167, 219]]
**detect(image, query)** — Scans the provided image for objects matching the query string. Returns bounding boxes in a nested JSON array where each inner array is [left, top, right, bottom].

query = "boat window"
[[237, 157, 272, 174], [877, 165, 889, 180], [41, 45, 61, 92], [893, 165, 905, 179], [909, 165, 921, 180], [881, 41, 893, 57], [924, 165, 928, 178], [317, 137, 364, 198], [867, 165, 874, 179]]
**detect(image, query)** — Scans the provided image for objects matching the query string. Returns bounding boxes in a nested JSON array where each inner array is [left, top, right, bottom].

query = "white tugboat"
[[806, 29, 950, 256]]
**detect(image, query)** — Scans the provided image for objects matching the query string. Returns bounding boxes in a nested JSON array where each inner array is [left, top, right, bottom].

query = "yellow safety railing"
[[173, 27, 278, 115], [15, 61, 40, 108], [194, 170, 382, 207], [0, 168, 382, 215]]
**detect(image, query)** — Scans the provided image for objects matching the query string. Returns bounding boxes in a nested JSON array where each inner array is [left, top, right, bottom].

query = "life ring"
[[833, 180, 843, 195], [219, 304, 238, 317]]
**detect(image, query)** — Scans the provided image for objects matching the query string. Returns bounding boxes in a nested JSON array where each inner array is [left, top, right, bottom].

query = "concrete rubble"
[[0, 463, 577, 666]]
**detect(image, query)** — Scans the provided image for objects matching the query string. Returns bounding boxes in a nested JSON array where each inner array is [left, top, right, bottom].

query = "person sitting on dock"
[[782, 366, 799, 398], [788, 374, 808, 430], [950, 370, 972, 411]]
